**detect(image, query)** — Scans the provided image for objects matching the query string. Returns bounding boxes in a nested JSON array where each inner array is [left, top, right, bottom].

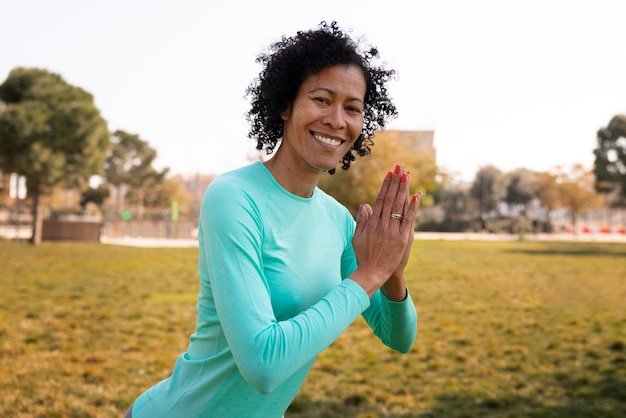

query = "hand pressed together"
[[350, 165, 421, 299]]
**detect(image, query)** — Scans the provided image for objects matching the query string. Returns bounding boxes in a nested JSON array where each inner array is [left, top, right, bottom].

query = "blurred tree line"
[[1, 67, 625, 245], [432, 163, 606, 235]]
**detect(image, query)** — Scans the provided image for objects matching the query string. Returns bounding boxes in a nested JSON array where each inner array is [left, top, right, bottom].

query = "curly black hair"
[[245, 21, 398, 173]]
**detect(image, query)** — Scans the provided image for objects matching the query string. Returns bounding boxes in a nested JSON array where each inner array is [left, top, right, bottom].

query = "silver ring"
[[390, 213, 403, 220]]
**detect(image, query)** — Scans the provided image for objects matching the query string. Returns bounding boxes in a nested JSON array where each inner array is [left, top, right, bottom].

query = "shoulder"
[[197, 164, 274, 243], [199, 163, 272, 224], [208, 163, 266, 189], [204, 163, 269, 202]]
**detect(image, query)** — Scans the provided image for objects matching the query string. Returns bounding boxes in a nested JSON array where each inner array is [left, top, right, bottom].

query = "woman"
[[125, 21, 420, 418]]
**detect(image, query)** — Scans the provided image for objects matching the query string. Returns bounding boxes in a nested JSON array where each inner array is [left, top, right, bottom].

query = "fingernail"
[[401, 173, 408, 183], [394, 164, 401, 174], [386, 171, 393, 179]]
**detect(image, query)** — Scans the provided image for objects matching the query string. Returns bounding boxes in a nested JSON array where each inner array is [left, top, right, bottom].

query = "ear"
[[279, 104, 291, 121]]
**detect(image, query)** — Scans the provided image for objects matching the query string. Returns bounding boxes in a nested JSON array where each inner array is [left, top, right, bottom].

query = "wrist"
[[382, 276, 407, 301], [349, 269, 385, 298]]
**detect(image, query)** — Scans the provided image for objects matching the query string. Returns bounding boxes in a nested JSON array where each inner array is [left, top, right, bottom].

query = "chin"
[[309, 154, 346, 172], [315, 161, 340, 172]]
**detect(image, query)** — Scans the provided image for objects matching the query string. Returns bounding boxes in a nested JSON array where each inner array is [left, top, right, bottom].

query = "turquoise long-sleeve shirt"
[[131, 162, 417, 417]]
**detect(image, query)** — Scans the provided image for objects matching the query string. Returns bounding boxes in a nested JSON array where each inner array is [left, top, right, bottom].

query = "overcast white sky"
[[1, 0, 625, 181]]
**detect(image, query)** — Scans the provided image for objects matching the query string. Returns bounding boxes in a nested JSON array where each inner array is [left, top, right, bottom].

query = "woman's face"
[[279, 64, 366, 173]]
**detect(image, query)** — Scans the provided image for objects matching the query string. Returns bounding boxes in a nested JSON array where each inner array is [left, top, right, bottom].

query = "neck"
[[263, 155, 321, 198]]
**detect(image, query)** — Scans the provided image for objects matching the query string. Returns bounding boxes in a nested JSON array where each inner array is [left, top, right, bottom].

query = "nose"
[[323, 105, 346, 129]]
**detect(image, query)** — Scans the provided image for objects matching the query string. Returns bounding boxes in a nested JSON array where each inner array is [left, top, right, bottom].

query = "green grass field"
[[0, 239, 624, 418]]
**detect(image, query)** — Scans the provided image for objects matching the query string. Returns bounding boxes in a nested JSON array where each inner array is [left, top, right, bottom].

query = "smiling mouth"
[[312, 132, 342, 147]]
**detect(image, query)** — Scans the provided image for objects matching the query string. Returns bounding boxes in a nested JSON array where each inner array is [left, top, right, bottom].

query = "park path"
[[2, 225, 624, 247], [98, 231, 626, 247]]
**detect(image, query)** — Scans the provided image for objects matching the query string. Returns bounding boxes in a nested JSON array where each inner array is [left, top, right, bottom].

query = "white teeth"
[[313, 133, 341, 146]]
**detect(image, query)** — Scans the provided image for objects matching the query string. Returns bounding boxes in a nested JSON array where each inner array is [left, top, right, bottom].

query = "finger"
[[363, 203, 373, 218], [401, 192, 421, 232], [381, 165, 405, 221], [354, 204, 370, 238], [389, 172, 411, 221], [370, 170, 393, 224]]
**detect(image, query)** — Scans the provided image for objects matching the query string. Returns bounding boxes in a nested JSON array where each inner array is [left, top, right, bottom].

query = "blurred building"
[[374, 129, 436, 161]]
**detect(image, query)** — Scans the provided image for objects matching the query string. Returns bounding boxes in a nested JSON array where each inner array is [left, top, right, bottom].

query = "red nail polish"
[[386, 171, 393, 179], [394, 165, 401, 175], [401, 173, 408, 183]]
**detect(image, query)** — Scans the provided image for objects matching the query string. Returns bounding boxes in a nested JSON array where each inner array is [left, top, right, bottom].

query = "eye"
[[346, 105, 363, 114], [312, 96, 330, 105]]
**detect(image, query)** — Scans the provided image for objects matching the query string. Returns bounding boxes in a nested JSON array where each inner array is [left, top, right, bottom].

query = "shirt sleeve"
[[197, 180, 371, 394], [361, 289, 418, 353]]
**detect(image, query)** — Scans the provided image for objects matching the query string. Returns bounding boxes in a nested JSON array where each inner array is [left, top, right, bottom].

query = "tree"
[[503, 168, 537, 213], [134, 176, 194, 221], [535, 171, 560, 231], [536, 171, 560, 211], [0, 67, 109, 244], [438, 185, 473, 231], [470, 165, 503, 215], [80, 184, 110, 211], [593, 114, 626, 197], [104, 130, 168, 220], [553, 164, 601, 233]]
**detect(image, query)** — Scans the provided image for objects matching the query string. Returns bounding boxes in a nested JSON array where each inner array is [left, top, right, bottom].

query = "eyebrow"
[[307, 87, 365, 106]]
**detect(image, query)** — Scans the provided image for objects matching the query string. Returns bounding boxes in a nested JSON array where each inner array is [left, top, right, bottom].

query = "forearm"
[[224, 279, 371, 393]]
